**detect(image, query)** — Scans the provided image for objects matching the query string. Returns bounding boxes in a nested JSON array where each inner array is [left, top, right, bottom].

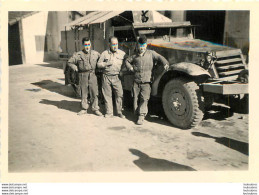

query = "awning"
[[65, 11, 185, 28], [66, 11, 124, 27], [152, 11, 172, 23], [9, 11, 39, 25]]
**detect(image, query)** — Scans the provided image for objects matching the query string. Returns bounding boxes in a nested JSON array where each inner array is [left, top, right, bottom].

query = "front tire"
[[162, 78, 204, 129]]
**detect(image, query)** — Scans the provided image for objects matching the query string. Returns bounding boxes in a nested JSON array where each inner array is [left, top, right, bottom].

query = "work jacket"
[[125, 50, 169, 83]]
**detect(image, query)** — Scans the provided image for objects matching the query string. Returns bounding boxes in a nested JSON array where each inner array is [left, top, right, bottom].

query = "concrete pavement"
[[8, 61, 248, 172]]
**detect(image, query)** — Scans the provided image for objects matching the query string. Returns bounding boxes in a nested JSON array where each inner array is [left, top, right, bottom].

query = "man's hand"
[[119, 71, 124, 78], [105, 59, 113, 67], [164, 64, 169, 71], [104, 60, 113, 68], [71, 65, 78, 72]]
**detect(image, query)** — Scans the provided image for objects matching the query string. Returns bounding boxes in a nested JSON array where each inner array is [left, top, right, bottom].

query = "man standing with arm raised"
[[125, 35, 169, 125]]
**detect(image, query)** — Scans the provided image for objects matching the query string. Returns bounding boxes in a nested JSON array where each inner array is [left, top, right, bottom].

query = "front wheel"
[[162, 78, 204, 129]]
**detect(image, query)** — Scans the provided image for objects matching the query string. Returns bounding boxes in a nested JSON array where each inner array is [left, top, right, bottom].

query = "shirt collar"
[[138, 50, 147, 57], [82, 49, 91, 54], [108, 49, 118, 54]]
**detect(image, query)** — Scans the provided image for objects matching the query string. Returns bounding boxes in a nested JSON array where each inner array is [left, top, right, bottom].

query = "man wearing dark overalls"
[[97, 36, 126, 118], [67, 37, 102, 116], [126, 35, 169, 125]]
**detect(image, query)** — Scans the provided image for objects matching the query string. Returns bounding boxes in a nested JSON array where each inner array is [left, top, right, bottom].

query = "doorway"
[[8, 22, 23, 65], [186, 11, 226, 44]]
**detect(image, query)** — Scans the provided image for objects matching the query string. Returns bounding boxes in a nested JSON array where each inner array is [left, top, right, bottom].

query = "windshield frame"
[[135, 26, 196, 40]]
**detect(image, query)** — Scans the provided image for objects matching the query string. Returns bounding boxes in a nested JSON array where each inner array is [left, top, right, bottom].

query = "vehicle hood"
[[148, 38, 234, 53]]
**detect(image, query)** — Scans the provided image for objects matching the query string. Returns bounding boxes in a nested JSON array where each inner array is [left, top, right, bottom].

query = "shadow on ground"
[[203, 105, 234, 121], [35, 62, 63, 70], [25, 88, 42, 92], [32, 80, 77, 98], [40, 98, 106, 115], [192, 132, 248, 155], [39, 99, 81, 113], [129, 149, 196, 171], [225, 95, 249, 114]]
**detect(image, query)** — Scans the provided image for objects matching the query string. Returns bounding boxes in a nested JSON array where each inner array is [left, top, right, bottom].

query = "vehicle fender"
[[171, 62, 211, 77], [151, 70, 167, 96], [151, 62, 210, 96]]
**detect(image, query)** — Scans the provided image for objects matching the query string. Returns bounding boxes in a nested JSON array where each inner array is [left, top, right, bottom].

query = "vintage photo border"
[[1, 0, 259, 183]]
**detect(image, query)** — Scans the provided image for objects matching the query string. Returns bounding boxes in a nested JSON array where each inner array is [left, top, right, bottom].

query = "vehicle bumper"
[[202, 81, 248, 95]]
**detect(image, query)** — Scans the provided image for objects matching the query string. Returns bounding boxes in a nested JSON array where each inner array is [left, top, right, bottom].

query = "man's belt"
[[78, 69, 94, 73], [103, 73, 119, 76], [134, 80, 151, 84]]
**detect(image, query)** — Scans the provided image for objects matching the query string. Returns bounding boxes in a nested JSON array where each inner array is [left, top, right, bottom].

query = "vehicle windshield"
[[137, 27, 194, 40]]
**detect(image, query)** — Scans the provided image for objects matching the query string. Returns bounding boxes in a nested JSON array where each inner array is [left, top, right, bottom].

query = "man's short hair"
[[82, 37, 90, 44], [109, 36, 118, 43], [138, 35, 147, 44]]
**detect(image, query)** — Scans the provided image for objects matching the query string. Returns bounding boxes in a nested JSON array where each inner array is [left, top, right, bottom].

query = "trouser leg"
[[139, 83, 151, 116], [89, 73, 99, 112], [132, 82, 141, 115], [72, 84, 81, 98], [96, 73, 104, 104], [111, 75, 123, 115], [102, 74, 113, 115], [79, 73, 89, 110]]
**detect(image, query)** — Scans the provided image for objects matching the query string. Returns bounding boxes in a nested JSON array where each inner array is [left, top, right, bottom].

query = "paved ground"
[[8, 62, 248, 172]]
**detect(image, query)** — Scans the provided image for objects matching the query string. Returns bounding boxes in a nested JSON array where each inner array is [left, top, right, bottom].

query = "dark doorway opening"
[[8, 22, 23, 65], [186, 11, 226, 44]]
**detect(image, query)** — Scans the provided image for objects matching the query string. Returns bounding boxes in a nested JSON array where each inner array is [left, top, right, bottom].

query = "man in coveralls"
[[125, 35, 169, 125], [97, 36, 126, 118], [67, 37, 102, 116]]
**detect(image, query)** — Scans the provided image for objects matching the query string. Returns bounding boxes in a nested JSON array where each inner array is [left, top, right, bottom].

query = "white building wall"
[[22, 11, 48, 64], [22, 11, 73, 64]]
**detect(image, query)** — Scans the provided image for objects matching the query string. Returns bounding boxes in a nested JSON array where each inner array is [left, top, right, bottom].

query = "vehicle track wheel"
[[162, 78, 204, 129]]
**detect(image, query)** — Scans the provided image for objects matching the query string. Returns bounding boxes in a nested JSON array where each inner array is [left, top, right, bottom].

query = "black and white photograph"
[[6, 9, 250, 174]]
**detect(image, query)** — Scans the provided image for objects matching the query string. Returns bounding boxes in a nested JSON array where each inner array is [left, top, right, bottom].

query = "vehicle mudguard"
[[151, 62, 211, 96], [171, 62, 211, 77]]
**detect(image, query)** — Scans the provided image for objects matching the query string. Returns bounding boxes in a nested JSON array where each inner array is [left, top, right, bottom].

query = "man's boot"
[[77, 110, 88, 116], [94, 110, 103, 116], [118, 113, 125, 119], [136, 115, 145, 125]]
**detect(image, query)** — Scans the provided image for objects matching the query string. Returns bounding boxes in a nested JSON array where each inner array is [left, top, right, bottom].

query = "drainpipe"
[[169, 11, 186, 21], [65, 26, 68, 54]]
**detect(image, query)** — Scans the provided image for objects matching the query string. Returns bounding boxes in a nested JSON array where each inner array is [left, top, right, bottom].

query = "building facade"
[[8, 11, 249, 65]]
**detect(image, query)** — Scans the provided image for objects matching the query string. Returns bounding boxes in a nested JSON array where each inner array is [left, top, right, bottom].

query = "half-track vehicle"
[[115, 21, 249, 129]]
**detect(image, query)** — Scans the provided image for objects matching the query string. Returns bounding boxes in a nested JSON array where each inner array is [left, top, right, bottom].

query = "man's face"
[[110, 38, 118, 53], [138, 42, 147, 54], [83, 40, 91, 53]]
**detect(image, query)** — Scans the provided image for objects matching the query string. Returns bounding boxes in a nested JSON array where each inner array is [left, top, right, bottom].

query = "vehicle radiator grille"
[[215, 49, 247, 80]]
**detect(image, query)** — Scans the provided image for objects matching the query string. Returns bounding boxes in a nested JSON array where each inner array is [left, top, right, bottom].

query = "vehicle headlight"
[[206, 52, 217, 64], [206, 54, 212, 63]]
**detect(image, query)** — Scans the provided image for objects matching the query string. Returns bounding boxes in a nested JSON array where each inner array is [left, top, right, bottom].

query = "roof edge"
[[9, 11, 40, 26]]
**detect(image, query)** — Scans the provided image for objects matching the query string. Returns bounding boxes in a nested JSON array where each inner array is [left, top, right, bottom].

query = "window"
[[35, 35, 46, 51]]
